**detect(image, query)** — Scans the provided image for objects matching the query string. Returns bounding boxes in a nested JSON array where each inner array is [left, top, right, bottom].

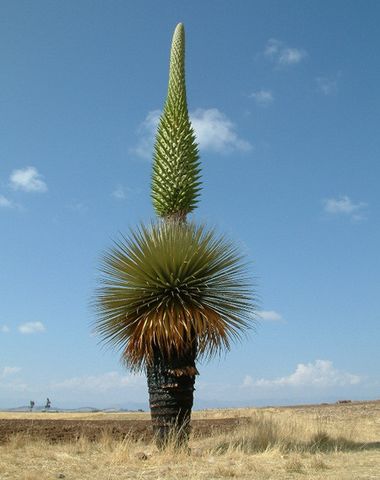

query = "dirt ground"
[[0, 401, 379, 479], [1, 399, 379, 444], [0, 417, 246, 443]]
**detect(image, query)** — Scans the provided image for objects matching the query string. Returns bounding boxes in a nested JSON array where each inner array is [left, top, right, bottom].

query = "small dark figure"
[[29, 400, 35, 412], [45, 397, 51, 410]]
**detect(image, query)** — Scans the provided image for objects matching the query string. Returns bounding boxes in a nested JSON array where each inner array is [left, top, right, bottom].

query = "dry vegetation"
[[0, 400, 379, 479]]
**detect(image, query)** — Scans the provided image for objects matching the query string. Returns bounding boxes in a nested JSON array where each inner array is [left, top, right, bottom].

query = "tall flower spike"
[[151, 23, 201, 221]]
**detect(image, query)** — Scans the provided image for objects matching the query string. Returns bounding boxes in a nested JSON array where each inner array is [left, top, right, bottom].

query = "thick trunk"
[[147, 345, 197, 448]]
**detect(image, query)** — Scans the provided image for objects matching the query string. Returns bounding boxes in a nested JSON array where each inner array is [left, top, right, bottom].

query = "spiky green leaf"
[[93, 221, 256, 371]]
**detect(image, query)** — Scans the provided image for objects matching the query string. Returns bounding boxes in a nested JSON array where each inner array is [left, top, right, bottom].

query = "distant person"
[[45, 398, 51, 410], [29, 400, 35, 412]]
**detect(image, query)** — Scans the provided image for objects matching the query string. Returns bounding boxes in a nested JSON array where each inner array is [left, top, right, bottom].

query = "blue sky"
[[1, 0, 379, 409]]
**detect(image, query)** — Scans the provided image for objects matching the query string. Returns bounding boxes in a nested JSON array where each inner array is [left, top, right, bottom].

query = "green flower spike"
[[151, 23, 201, 221]]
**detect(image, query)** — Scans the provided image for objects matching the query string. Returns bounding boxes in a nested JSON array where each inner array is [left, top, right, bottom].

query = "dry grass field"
[[0, 400, 379, 479]]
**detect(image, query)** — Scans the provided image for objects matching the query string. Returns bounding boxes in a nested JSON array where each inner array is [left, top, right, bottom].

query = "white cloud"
[[242, 375, 255, 388], [112, 185, 127, 200], [0, 367, 26, 394], [316, 76, 338, 96], [111, 184, 142, 201], [132, 110, 161, 159], [111, 185, 141, 201], [250, 90, 274, 106], [279, 48, 305, 65], [10, 167, 47, 193], [190, 108, 252, 153], [53, 372, 145, 392], [0, 380, 29, 393], [243, 360, 361, 388], [1, 367, 21, 378], [264, 39, 282, 57], [323, 195, 367, 221], [0, 325, 10, 333], [133, 108, 252, 159], [0, 195, 14, 208], [264, 39, 307, 66], [257, 310, 283, 322], [67, 201, 88, 213], [18, 321, 46, 334]]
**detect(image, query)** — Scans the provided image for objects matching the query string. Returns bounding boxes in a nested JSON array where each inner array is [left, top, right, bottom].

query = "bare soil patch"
[[0, 417, 247, 443]]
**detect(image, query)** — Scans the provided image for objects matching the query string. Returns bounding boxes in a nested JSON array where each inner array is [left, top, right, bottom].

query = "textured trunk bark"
[[147, 345, 197, 448]]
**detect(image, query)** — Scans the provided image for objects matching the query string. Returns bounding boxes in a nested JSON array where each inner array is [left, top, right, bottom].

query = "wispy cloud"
[[1, 367, 21, 378], [0, 379, 28, 392], [111, 185, 141, 201], [0, 366, 27, 394], [316, 75, 339, 96], [18, 321, 46, 334], [53, 372, 145, 392], [264, 39, 307, 67], [112, 185, 127, 200], [132, 110, 161, 159], [250, 89, 274, 106], [0, 195, 14, 208], [10, 167, 47, 193], [243, 360, 361, 388], [323, 195, 367, 221], [66, 201, 88, 214], [257, 310, 283, 322], [133, 108, 252, 159], [0, 325, 10, 333]]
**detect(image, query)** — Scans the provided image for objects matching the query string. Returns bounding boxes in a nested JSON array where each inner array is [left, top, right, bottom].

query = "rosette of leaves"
[[94, 221, 255, 369]]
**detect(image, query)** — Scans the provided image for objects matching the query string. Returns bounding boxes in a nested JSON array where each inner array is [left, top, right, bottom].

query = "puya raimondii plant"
[[94, 23, 256, 448]]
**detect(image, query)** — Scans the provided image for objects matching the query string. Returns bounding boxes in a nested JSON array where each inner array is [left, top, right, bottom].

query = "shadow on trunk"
[[147, 344, 198, 449]]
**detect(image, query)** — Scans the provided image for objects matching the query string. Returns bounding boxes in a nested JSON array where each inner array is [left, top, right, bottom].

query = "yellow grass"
[[0, 401, 379, 479]]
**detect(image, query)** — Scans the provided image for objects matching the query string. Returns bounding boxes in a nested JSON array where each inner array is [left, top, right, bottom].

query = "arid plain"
[[0, 400, 379, 479]]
